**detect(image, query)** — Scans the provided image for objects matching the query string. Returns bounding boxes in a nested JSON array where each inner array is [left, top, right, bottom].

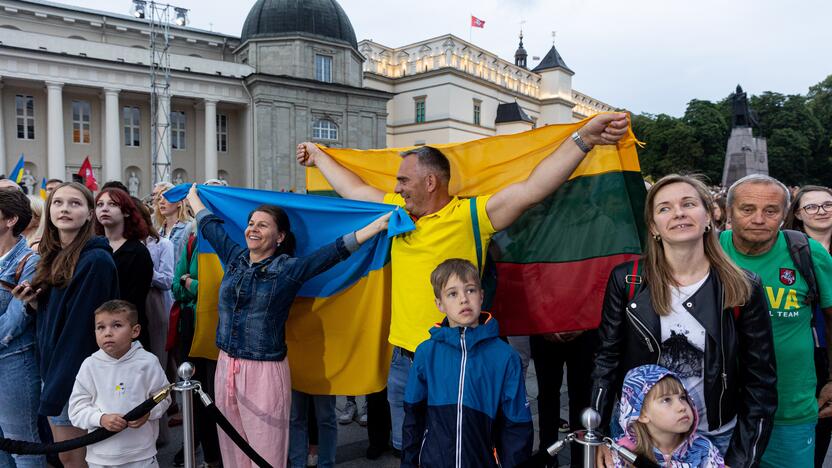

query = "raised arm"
[[297, 142, 385, 203], [185, 184, 245, 265], [287, 212, 391, 284], [486, 113, 629, 231]]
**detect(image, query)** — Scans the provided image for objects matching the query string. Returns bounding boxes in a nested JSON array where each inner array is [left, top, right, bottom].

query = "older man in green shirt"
[[720, 174, 832, 467]]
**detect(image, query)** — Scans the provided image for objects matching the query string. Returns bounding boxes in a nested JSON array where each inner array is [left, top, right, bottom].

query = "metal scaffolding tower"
[[147, 2, 172, 185]]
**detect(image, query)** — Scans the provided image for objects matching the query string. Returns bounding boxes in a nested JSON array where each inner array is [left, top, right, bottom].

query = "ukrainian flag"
[[40, 178, 47, 200], [163, 184, 414, 395], [9, 154, 24, 183]]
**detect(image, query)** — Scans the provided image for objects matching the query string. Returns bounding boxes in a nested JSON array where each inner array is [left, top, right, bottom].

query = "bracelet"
[[571, 131, 592, 153]]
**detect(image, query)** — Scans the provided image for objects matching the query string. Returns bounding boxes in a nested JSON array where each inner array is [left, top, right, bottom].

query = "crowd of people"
[[0, 111, 830, 468]]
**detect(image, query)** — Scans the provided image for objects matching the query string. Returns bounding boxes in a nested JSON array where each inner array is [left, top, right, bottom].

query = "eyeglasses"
[[801, 202, 832, 215]]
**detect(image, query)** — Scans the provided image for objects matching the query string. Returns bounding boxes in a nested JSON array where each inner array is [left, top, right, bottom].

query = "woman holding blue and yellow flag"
[[184, 184, 392, 468]]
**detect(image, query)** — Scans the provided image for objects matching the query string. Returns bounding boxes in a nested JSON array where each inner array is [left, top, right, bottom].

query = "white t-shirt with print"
[[659, 273, 736, 435]]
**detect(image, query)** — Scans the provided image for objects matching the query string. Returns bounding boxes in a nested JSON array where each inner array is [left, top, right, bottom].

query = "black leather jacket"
[[590, 261, 777, 468]]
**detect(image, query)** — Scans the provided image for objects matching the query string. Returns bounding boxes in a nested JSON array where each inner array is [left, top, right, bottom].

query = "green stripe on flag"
[[495, 171, 646, 264]]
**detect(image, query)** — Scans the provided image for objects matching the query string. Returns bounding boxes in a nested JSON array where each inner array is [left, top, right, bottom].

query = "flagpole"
[[469, 13, 472, 42]]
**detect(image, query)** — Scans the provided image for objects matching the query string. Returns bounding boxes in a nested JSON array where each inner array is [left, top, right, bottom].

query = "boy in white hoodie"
[[69, 300, 171, 468]]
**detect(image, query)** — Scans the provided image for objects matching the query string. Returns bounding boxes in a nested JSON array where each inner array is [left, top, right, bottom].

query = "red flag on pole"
[[470, 15, 485, 28], [78, 156, 98, 191]]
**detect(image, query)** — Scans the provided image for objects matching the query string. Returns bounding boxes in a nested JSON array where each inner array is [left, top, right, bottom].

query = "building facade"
[[0, 0, 614, 195], [359, 34, 616, 147]]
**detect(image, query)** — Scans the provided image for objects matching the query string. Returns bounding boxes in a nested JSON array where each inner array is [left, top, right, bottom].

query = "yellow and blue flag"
[[9, 154, 24, 183], [164, 184, 414, 394], [39, 178, 47, 200]]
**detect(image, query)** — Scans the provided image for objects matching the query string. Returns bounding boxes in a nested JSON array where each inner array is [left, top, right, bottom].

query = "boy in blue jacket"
[[402, 258, 533, 468]]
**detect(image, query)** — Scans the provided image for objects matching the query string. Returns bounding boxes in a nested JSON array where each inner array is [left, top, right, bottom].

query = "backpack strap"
[[14, 252, 33, 284], [625, 258, 643, 301], [469, 197, 483, 275], [783, 229, 819, 306]]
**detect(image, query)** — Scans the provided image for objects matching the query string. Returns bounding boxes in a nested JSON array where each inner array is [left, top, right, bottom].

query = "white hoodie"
[[68, 341, 171, 466]]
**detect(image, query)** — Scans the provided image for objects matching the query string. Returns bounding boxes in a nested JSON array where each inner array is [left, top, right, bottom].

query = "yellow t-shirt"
[[383, 193, 496, 351]]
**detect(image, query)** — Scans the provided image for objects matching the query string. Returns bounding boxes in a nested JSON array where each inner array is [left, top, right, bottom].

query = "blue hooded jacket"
[[402, 313, 533, 468], [36, 237, 119, 415]]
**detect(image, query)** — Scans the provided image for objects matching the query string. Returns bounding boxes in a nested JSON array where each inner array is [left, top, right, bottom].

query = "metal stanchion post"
[[580, 409, 601, 468], [173, 362, 201, 468]]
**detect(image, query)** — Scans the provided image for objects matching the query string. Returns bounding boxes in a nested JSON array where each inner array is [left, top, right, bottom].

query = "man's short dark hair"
[[400, 146, 451, 184], [430, 258, 480, 298], [46, 178, 63, 186], [95, 299, 139, 326], [0, 189, 33, 237]]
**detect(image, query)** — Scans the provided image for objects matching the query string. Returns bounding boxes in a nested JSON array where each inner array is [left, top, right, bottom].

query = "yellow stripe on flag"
[[286, 266, 393, 394], [192, 254, 222, 360], [308, 114, 641, 196]]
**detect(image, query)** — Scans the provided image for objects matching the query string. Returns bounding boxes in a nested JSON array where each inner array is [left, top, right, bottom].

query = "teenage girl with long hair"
[[14, 182, 119, 468]]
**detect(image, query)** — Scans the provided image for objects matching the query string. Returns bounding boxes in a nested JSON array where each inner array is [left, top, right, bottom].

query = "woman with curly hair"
[[153, 182, 193, 267], [94, 187, 154, 351]]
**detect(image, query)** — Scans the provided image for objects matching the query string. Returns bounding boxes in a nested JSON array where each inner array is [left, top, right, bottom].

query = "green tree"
[[682, 99, 729, 184], [768, 128, 812, 185]]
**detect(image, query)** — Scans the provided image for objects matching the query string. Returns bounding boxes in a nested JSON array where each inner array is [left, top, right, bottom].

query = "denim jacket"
[[0, 236, 39, 358], [196, 210, 359, 361], [161, 220, 193, 266]]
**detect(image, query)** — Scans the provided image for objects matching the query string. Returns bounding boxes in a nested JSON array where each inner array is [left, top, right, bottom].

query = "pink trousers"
[[214, 351, 291, 468]]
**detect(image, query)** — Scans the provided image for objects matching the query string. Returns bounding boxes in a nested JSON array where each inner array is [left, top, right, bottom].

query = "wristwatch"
[[571, 131, 592, 154]]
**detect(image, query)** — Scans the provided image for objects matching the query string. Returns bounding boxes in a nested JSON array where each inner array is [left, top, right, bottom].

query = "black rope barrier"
[[194, 388, 273, 468], [0, 385, 172, 455]]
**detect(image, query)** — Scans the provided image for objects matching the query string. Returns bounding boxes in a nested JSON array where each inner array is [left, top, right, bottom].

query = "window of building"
[[123, 106, 141, 147], [315, 54, 332, 83], [15, 95, 34, 140], [473, 100, 481, 126], [312, 119, 338, 140], [414, 98, 426, 123], [171, 111, 186, 150], [72, 100, 91, 144], [216, 114, 228, 152]]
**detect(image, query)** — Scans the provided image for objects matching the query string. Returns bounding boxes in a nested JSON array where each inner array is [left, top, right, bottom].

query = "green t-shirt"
[[720, 230, 832, 424]]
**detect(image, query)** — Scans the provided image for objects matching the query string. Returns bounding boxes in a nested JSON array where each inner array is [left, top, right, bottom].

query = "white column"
[[203, 99, 217, 181], [103, 88, 121, 182], [46, 81, 65, 180], [241, 103, 252, 187], [0, 81, 6, 175]]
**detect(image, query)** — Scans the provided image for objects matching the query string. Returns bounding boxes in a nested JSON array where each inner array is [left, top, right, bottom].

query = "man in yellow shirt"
[[296, 112, 628, 453]]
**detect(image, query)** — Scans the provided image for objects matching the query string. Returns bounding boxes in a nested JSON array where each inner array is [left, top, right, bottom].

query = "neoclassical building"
[[0, 0, 614, 195], [360, 34, 616, 147]]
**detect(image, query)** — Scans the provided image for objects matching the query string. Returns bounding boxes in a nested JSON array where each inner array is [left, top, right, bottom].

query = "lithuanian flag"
[[308, 115, 646, 336]]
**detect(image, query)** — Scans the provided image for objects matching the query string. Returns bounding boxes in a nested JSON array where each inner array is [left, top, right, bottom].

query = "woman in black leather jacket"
[[592, 175, 777, 468]]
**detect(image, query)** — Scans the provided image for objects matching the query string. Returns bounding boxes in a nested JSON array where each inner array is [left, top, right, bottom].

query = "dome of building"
[[241, 0, 358, 49]]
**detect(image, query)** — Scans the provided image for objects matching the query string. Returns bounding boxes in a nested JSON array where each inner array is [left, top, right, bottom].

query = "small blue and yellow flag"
[[9, 154, 24, 183], [40, 178, 47, 200]]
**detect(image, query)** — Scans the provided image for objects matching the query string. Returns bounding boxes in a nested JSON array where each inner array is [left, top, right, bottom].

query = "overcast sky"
[[60, 0, 832, 117]]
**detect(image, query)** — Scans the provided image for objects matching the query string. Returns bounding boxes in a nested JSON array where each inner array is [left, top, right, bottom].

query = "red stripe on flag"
[[490, 254, 640, 335]]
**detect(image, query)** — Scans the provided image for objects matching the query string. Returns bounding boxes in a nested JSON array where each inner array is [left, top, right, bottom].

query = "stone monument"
[[721, 85, 768, 187]]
